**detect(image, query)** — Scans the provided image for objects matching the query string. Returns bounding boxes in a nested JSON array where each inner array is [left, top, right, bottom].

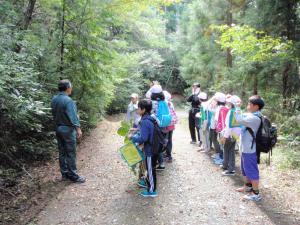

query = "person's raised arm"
[[187, 94, 193, 102], [234, 109, 257, 128]]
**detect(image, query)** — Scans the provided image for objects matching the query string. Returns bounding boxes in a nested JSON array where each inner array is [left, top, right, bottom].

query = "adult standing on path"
[[126, 93, 140, 128], [187, 82, 201, 146], [51, 79, 85, 183]]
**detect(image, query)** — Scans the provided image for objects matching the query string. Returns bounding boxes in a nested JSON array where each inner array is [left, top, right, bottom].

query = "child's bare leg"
[[236, 176, 252, 192], [251, 180, 259, 193]]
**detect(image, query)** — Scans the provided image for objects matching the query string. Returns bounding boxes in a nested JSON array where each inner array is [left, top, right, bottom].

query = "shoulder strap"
[[246, 115, 263, 149], [221, 107, 226, 130], [145, 116, 157, 125], [246, 127, 255, 149]]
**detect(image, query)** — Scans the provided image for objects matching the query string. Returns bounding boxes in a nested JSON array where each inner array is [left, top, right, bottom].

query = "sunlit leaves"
[[212, 25, 293, 62]]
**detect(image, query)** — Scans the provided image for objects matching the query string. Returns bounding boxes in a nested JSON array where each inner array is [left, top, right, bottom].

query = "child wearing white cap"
[[219, 95, 241, 176], [163, 90, 178, 162], [198, 92, 210, 152], [147, 84, 167, 170], [213, 92, 229, 165], [208, 92, 225, 163]]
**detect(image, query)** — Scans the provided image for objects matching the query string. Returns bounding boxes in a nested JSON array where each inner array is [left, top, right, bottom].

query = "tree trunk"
[[281, 1, 297, 109], [22, 0, 36, 30], [60, 0, 66, 76], [226, 1, 233, 68], [253, 73, 258, 95], [15, 0, 36, 52], [282, 62, 291, 108]]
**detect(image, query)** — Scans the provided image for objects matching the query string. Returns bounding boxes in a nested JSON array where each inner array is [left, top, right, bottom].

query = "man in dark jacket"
[[187, 83, 201, 146], [51, 80, 85, 183], [131, 99, 158, 198]]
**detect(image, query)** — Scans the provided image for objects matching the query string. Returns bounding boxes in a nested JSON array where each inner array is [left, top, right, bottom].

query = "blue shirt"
[[51, 92, 80, 128], [131, 114, 154, 157]]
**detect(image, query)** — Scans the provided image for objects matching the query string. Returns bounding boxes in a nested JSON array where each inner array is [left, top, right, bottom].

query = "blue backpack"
[[156, 101, 172, 128]]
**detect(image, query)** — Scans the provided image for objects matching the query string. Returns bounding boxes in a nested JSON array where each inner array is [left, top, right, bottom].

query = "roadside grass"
[[260, 144, 300, 172]]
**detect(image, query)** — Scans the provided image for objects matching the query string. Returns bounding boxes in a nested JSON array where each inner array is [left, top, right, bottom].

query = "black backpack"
[[147, 117, 168, 155], [246, 115, 278, 163]]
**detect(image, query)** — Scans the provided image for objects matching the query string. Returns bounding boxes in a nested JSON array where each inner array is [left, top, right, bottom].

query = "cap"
[[192, 82, 201, 88], [198, 92, 207, 100], [227, 96, 237, 105], [151, 85, 163, 94], [231, 95, 241, 104], [214, 92, 226, 103], [130, 93, 138, 99]]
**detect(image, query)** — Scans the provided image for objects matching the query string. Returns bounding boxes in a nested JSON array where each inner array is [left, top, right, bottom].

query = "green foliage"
[[117, 121, 131, 137], [176, 0, 300, 145], [212, 25, 293, 62], [0, 0, 185, 170], [117, 121, 131, 144]]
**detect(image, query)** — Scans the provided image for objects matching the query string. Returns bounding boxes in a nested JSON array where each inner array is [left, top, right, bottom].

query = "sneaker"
[[156, 165, 165, 171], [214, 159, 223, 165], [199, 148, 210, 153], [243, 193, 262, 202], [236, 186, 253, 193], [219, 165, 228, 170], [190, 141, 197, 144], [140, 190, 158, 198], [211, 153, 220, 159], [222, 171, 235, 176], [137, 179, 147, 188], [198, 141, 202, 147], [61, 174, 70, 181], [165, 157, 173, 163], [72, 176, 86, 183]]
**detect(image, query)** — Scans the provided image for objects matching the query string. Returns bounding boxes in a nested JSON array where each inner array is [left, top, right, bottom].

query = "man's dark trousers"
[[189, 109, 200, 142], [56, 125, 79, 180]]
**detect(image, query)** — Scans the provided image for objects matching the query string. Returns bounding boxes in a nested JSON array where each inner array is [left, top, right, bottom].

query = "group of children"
[[126, 81, 178, 198], [126, 81, 265, 202], [188, 83, 264, 201]]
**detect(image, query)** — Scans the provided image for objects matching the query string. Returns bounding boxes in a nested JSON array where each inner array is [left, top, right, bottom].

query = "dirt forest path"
[[35, 111, 288, 225]]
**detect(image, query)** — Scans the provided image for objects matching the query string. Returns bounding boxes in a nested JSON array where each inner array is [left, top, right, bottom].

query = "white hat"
[[130, 93, 138, 98], [163, 90, 172, 101], [226, 96, 236, 105], [214, 92, 226, 103], [232, 95, 241, 103], [198, 92, 207, 100], [151, 85, 163, 94], [227, 95, 241, 105]]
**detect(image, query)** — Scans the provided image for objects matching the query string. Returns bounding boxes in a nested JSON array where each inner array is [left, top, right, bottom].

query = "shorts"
[[241, 152, 259, 181]]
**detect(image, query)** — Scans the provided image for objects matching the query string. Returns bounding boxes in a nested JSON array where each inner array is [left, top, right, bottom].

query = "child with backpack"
[[148, 85, 172, 170], [214, 92, 229, 165], [207, 97, 219, 154], [163, 90, 178, 162], [234, 95, 265, 201], [130, 99, 158, 198], [208, 92, 226, 164], [198, 92, 210, 153], [219, 95, 242, 176]]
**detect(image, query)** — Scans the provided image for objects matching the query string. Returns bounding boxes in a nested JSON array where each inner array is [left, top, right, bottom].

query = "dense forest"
[[0, 0, 299, 181]]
